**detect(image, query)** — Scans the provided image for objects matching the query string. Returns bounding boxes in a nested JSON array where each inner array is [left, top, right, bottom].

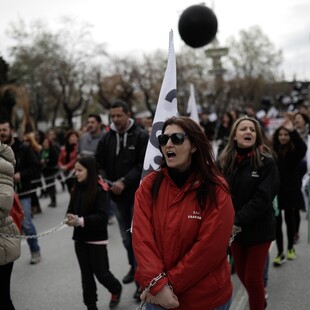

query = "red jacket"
[[132, 169, 234, 310], [58, 144, 78, 172]]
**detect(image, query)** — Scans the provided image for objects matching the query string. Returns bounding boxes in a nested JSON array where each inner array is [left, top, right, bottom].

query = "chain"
[[0, 220, 68, 240], [136, 272, 166, 310], [18, 170, 75, 198], [135, 232, 238, 310], [229, 226, 242, 247], [228, 232, 237, 247]]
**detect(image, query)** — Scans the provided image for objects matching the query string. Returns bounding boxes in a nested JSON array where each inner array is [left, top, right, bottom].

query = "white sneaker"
[[30, 252, 41, 264]]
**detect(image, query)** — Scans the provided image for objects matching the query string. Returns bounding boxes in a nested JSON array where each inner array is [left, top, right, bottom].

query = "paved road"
[[11, 185, 310, 309]]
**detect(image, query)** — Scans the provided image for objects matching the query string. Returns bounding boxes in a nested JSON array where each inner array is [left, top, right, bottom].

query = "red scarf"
[[236, 150, 254, 164]]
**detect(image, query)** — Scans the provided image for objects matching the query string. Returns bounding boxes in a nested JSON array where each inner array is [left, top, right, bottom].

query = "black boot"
[[122, 267, 135, 284], [109, 286, 122, 309]]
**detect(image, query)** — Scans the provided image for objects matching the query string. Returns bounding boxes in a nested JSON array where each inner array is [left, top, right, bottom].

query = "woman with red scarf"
[[218, 116, 279, 310]]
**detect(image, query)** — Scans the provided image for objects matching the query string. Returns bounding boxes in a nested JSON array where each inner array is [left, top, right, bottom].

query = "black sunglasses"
[[158, 133, 188, 146]]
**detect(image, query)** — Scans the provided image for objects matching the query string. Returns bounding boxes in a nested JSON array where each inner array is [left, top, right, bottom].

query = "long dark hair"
[[69, 156, 98, 213], [272, 126, 294, 158], [152, 116, 229, 210]]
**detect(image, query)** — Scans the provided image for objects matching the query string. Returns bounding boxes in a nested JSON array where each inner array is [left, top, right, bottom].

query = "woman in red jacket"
[[58, 129, 79, 193], [132, 116, 234, 310]]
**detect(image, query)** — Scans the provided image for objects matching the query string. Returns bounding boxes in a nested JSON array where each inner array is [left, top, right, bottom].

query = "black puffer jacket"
[[226, 155, 279, 245], [11, 138, 41, 198], [276, 130, 307, 210]]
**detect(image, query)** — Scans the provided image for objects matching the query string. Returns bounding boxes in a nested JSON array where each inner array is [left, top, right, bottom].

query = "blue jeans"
[[145, 298, 232, 310], [20, 197, 40, 253], [111, 199, 135, 269], [214, 298, 232, 310]]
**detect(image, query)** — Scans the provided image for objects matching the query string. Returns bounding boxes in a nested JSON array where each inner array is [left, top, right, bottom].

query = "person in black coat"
[[271, 118, 307, 265], [218, 116, 279, 310], [66, 156, 122, 310], [40, 137, 59, 207], [95, 100, 149, 298]]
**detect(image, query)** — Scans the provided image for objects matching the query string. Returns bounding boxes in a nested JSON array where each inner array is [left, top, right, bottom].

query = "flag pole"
[[140, 30, 178, 180]]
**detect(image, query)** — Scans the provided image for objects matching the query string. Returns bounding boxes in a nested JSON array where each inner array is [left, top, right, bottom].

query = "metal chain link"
[[0, 220, 67, 239], [229, 232, 237, 247], [18, 170, 75, 198]]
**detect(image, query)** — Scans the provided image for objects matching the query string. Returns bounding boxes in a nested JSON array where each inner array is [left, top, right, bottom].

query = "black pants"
[[275, 208, 295, 254], [43, 173, 56, 204], [111, 199, 136, 269], [75, 242, 122, 307], [0, 262, 15, 310]]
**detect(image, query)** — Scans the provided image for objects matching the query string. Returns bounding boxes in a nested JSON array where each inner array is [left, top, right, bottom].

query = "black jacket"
[[226, 155, 279, 245], [277, 130, 307, 210], [95, 120, 149, 202], [40, 145, 59, 177], [67, 184, 109, 242], [11, 138, 41, 198]]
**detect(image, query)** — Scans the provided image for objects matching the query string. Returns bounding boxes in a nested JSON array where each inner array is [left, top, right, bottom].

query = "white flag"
[[187, 83, 199, 124], [141, 30, 178, 179]]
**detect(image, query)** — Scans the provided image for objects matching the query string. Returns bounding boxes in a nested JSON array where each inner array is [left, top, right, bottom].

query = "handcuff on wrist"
[[136, 272, 167, 310]]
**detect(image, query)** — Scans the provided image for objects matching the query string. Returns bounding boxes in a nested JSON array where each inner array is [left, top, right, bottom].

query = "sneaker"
[[264, 288, 269, 300], [30, 252, 41, 264], [287, 248, 296, 260], [109, 287, 122, 309], [122, 267, 135, 284], [273, 254, 286, 266], [87, 305, 98, 310]]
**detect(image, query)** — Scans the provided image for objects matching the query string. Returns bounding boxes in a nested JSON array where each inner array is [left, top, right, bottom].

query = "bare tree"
[[7, 18, 108, 128], [226, 26, 282, 80]]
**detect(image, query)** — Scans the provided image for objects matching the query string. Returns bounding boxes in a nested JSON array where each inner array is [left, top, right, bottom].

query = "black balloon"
[[178, 5, 218, 48]]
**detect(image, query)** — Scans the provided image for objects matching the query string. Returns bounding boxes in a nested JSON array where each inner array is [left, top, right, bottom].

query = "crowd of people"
[[0, 98, 309, 310]]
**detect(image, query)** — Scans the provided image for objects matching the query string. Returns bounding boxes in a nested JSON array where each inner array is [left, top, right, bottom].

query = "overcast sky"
[[1, 0, 310, 80]]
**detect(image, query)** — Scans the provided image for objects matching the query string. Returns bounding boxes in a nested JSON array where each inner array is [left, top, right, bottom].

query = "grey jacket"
[[78, 131, 104, 157], [0, 142, 20, 265]]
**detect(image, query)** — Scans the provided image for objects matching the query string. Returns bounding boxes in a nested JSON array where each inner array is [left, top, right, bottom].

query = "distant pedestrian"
[[66, 156, 122, 310], [23, 131, 43, 214], [271, 117, 307, 265], [40, 137, 59, 207], [78, 114, 104, 157], [58, 130, 79, 193]]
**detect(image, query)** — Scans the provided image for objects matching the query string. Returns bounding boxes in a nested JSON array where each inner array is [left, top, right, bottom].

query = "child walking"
[[66, 156, 122, 310]]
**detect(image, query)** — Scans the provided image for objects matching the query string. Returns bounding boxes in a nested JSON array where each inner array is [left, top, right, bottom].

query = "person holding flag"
[[132, 116, 234, 310]]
